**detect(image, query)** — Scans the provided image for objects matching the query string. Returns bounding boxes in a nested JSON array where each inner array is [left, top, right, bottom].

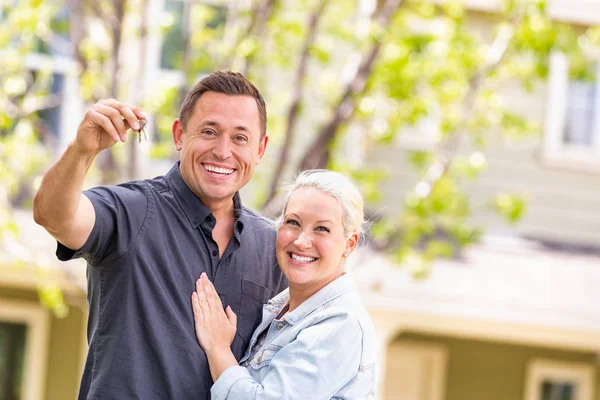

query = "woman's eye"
[[285, 219, 299, 226], [316, 226, 330, 233]]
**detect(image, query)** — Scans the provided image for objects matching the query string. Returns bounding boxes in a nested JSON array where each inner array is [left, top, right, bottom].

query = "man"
[[33, 71, 287, 399]]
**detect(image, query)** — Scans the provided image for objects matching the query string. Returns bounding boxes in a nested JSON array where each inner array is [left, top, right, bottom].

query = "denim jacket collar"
[[266, 274, 355, 325]]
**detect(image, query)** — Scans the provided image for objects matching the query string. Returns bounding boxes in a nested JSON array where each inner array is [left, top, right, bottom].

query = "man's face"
[[172, 92, 267, 208]]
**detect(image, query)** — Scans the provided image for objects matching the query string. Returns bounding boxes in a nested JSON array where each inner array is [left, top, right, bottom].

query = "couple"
[[33, 71, 377, 399]]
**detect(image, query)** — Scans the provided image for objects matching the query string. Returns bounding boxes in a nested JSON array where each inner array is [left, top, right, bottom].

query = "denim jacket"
[[211, 274, 378, 399]]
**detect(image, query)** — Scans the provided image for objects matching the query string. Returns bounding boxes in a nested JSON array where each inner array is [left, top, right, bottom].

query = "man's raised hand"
[[74, 99, 147, 155]]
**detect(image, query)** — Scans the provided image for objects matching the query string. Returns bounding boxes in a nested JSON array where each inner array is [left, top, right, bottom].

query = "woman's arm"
[[211, 312, 364, 400], [191, 273, 238, 381]]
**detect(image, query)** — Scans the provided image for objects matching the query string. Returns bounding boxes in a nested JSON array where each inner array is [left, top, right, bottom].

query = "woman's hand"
[[191, 273, 237, 354]]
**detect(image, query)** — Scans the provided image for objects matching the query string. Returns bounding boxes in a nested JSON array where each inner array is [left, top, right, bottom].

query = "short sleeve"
[[210, 312, 363, 400], [56, 182, 149, 267]]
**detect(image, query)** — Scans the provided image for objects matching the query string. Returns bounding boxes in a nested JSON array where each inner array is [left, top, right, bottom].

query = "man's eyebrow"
[[203, 121, 220, 128], [234, 125, 250, 133], [201, 120, 251, 133]]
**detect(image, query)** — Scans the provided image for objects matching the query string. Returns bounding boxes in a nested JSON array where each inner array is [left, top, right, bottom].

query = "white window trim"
[[543, 51, 600, 172], [0, 298, 50, 400], [524, 358, 596, 400]]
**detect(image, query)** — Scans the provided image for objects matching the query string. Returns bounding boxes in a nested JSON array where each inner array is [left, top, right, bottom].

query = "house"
[[357, 1, 600, 399]]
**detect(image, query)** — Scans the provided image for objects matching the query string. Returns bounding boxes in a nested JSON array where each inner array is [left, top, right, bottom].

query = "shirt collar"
[[232, 192, 245, 239], [269, 274, 355, 326], [166, 162, 245, 234]]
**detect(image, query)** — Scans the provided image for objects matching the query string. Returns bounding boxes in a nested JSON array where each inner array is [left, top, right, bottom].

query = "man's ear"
[[256, 134, 269, 165], [172, 118, 184, 151]]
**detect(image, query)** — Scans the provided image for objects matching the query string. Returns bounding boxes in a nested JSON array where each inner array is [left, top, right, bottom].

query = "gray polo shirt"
[[57, 162, 287, 400]]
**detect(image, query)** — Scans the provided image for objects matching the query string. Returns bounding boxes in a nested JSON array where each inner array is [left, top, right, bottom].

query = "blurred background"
[[1, 0, 600, 399]]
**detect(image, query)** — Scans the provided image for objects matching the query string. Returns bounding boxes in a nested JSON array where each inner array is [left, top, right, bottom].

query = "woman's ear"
[[343, 232, 359, 258]]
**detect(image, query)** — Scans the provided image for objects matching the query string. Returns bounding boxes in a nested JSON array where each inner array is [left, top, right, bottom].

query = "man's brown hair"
[[179, 71, 267, 137]]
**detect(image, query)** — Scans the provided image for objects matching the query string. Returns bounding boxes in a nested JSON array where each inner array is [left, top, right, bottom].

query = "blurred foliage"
[[2, 0, 598, 289], [0, 0, 68, 316]]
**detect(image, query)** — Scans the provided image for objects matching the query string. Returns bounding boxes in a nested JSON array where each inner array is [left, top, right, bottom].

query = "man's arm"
[[33, 99, 146, 250]]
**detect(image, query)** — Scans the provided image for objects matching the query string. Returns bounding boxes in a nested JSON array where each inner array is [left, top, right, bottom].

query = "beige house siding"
[[45, 306, 86, 400], [367, 137, 600, 246], [385, 332, 600, 400]]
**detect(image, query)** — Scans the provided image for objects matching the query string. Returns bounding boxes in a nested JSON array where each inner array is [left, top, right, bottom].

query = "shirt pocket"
[[248, 344, 281, 371], [238, 279, 272, 341]]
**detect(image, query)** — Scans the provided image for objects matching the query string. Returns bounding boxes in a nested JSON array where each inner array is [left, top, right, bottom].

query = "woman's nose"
[[294, 231, 311, 247]]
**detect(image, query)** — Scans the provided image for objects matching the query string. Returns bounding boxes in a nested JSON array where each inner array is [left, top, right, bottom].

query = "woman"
[[191, 170, 378, 399]]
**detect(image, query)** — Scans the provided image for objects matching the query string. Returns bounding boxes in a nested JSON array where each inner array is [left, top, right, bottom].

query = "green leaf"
[[491, 193, 527, 223]]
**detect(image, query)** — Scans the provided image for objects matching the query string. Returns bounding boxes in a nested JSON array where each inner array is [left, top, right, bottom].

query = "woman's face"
[[276, 187, 358, 294]]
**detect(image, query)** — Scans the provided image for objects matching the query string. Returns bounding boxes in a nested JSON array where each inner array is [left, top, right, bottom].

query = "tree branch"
[[263, 0, 328, 206], [297, 0, 404, 171]]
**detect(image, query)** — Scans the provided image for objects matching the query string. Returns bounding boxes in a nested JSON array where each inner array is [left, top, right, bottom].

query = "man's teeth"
[[204, 165, 234, 175], [291, 254, 317, 263]]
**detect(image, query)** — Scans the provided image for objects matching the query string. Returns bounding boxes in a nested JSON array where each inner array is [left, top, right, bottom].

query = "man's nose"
[[212, 136, 232, 159], [294, 231, 311, 248]]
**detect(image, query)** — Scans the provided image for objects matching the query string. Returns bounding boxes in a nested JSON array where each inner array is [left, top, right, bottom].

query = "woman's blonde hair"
[[279, 169, 365, 239]]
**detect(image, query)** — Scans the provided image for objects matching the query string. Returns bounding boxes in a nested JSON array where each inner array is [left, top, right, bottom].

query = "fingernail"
[[140, 111, 148, 118], [133, 121, 140, 131], [201, 272, 207, 279]]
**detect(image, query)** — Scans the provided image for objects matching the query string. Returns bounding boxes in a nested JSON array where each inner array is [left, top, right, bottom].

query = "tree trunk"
[[263, 0, 328, 206], [127, 0, 149, 180], [241, 0, 277, 76], [98, 0, 127, 184]]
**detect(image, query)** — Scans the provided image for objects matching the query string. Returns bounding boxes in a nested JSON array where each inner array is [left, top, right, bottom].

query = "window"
[[0, 322, 26, 400], [541, 380, 575, 400], [563, 79, 595, 148], [0, 300, 50, 400], [524, 359, 595, 400], [543, 51, 600, 170]]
